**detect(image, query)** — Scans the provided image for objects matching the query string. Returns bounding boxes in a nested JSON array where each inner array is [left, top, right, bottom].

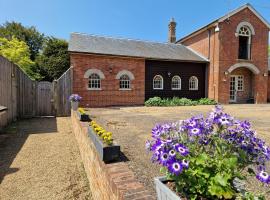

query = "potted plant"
[[77, 108, 91, 122], [88, 121, 120, 162], [146, 105, 270, 200], [69, 94, 82, 110]]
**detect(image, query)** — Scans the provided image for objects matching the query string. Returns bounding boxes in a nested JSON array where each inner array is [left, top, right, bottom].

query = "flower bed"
[[77, 108, 91, 122], [146, 105, 270, 200], [145, 97, 217, 107], [89, 121, 120, 162]]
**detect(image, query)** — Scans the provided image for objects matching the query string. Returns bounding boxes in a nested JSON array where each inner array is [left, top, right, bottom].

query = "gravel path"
[[87, 104, 270, 197], [0, 117, 91, 200]]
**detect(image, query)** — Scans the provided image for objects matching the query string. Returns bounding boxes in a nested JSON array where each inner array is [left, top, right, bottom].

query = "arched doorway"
[[227, 63, 260, 103]]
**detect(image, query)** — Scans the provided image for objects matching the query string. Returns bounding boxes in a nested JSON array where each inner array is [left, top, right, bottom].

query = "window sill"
[[189, 89, 198, 91], [87, 88, 102, 91], [237, 59, 252, 62], [172, 88, 181, 90], [119, 88, 132, 91], [153, 88, 163, 90]]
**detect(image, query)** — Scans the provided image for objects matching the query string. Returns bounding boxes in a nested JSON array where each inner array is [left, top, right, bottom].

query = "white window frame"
[[153, 75, 163, 90], [238, 26, 252, 60], [236, 75, 244, 91], [171, 75, 181, 90], [189, 76, 198, 90], [119, 74, 131, 90], [88, 73, 101, 90]]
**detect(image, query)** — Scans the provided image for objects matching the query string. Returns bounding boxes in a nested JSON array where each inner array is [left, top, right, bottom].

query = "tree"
[[0, 21, 44, 60], [0, 37, 41, 80], [36, 37, 70, 81]]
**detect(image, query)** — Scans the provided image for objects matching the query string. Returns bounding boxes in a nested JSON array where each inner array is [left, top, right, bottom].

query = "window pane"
[[120, 74, 130, 89], [89, 73, 101, 89], [153, 75, 163, 89]]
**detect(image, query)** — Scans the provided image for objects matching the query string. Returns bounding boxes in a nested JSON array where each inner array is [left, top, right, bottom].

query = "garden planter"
[[155, 176, 181, 200], [71, 101, 79, 110], [88, 126, 120, 162], [77, 111, 91, 122]]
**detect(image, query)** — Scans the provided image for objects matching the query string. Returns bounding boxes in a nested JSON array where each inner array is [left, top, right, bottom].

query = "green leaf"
[[196, 153, 209, 165]]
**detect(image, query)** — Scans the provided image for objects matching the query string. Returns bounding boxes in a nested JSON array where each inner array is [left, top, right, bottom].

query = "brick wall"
[[71, 111, 154, 200], [218, 8, 269, 104], [181, 8, 269, 104], [268, 74, 270, 102], [71, 53, 145, 107], [181, 28, 220, 102]]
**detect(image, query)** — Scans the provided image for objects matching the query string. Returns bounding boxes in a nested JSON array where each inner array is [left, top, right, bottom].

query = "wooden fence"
[[0, 56, 36, 124], [53, 68, 72, 117], [0, 56, 72, 127]]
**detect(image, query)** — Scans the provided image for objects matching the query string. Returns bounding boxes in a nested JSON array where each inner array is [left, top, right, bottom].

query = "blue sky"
[[0, 0, 269, 42]]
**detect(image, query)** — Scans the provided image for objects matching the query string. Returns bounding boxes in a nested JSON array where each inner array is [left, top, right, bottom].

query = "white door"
[[229, 76, 237, 102]]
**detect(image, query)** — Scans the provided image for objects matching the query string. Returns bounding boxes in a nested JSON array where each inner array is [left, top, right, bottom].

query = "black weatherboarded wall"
[[145, 60, 206, 100]]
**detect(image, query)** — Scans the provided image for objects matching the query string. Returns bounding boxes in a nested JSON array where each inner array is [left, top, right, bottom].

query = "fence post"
[[52, 80, 58, 116]]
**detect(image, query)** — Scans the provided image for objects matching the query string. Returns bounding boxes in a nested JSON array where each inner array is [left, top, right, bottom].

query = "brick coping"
[[71, 110, 154, 200]]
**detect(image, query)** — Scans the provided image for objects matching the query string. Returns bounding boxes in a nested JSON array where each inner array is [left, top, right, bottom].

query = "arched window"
[[171, 76, 181, 90], [89, 73, 101, 89], [238, 26, 251, 60], [119, 74, 131, 89], [153, 75, 163, 90], [189, 76, 198, 90]]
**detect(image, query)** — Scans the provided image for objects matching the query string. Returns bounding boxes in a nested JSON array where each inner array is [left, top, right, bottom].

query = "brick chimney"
[[168, 18, 176, 43]]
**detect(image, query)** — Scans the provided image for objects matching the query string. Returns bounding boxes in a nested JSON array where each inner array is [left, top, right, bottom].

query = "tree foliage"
[[0, 21, 70, 81], [0, 21, 45, 60], [36, 37, 70, 81], [0, 37, 41, 80]]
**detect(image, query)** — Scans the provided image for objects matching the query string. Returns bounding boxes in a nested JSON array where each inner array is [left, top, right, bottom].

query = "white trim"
[[228, 62, 260, 74], [218, 4, 270, 29], [119, 88, 132, 91], [171, 75, 181, 90], [153, 75, 163, 90], [189, 76, 199, 90], [236, 22, 255, 35], [116, 70, 135, 80], [87, 88, 102, 91], [84, 69, 105, 79]]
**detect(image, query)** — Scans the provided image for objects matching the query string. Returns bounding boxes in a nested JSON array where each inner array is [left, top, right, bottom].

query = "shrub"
[[146, 105, 270, 199], [145, 97, 216, 107], [90, 121, 113, 145]]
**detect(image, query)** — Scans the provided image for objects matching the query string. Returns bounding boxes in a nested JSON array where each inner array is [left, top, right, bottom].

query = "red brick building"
[[69, 4, 270, 107]]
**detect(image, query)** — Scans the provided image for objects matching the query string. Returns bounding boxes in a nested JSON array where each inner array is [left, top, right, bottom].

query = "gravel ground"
[[87, 104, 270, 197], [0, 117, 92, 200]]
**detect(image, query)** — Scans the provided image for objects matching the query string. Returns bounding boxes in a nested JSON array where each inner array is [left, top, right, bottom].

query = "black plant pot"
[[77, 112, 91, 122], [88, 126, 120, 162]]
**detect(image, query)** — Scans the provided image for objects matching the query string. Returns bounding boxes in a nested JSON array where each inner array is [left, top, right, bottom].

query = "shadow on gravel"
[[0, 117, 57, 183]]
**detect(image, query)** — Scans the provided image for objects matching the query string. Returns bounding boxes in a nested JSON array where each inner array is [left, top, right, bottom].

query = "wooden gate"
[[36, 81, 54, 116]]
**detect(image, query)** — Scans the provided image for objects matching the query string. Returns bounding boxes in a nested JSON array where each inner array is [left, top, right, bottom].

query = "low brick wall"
[[71, 110, 154, 200]]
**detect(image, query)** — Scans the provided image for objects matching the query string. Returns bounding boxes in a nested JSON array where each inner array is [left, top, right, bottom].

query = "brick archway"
[[227, 63, 260, 75]]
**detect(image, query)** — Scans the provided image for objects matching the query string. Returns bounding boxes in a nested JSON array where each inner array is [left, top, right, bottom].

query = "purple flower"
[[169, 149, 176, 157], [69, 94, 82, 102], [175, 144, 189, 156], [168, 161, 183, 175], [189, 127, 201, 136], [181, 159, 189, 169], [256, 170, 270, 184], [159, 152, 171, 166]]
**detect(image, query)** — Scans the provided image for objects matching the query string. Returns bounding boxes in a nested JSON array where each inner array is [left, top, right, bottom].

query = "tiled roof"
[[68, 33, 208, 62]]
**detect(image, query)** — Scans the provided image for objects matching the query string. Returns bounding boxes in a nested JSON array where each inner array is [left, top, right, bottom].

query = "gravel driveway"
[[0, 117, 91, 200], [87, 104, 270, 196]]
